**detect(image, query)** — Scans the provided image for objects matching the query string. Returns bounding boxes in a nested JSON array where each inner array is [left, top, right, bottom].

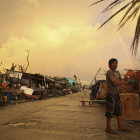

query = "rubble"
[[0, 69, 81, 106]]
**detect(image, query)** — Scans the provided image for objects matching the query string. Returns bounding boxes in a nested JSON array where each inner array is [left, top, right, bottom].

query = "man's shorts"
[[105, 93, 122, 118]]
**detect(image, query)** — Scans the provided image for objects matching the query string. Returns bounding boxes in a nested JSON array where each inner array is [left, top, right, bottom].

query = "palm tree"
[[90, 0, 140, 55]]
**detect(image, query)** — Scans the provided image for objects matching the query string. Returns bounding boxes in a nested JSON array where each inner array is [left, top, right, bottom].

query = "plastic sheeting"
[[66, 78, 76, 86], [20, 86, 34, 95]]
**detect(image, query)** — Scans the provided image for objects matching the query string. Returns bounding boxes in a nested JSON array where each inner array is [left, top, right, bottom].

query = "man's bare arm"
[[114, 80, 128, 85]]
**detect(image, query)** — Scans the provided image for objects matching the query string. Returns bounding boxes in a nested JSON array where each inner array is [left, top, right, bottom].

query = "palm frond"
[[98, 2, 132, 29], [131, 15, 140, 55], [103, 0, 122, 12], [90, 0, 140, 55], [89, 0, 104, 7], [118, 6, 140, 29], [132, 6, 139, 19], [119, 1, 138, 25]]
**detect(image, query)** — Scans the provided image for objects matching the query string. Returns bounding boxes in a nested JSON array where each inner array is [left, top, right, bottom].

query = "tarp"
[[66, 78, 76, 86], [20, 86, 34, 95]]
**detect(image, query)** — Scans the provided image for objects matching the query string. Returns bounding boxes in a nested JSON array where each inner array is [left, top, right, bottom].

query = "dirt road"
[[0, 91, 140, 140]]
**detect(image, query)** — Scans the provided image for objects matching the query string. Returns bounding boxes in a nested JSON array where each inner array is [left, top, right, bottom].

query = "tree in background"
[[18, 50, 30, 73], [10, 63, 17, 71]]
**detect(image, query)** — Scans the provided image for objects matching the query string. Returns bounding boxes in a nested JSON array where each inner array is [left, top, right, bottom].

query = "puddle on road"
[[4, 121, 37, 127]]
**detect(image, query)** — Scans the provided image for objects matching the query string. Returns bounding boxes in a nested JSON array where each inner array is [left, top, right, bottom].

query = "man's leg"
[[105, 94, 118, 134], [117, 116, 131, 132], [105, 117, 112, 130], [105, 117, 118, 134], [115, 95, 128, 130], [105, 94, 113, 131], [117, 116, 124, 129]]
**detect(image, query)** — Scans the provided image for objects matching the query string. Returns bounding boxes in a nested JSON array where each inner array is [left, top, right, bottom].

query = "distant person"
[[105, 58, 129, 134], [91, 83, 100, 100], [83, 86, 87, 95]]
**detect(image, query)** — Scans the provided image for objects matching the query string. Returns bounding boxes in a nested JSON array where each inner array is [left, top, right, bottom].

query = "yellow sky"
[[0, 0, 139, 84]]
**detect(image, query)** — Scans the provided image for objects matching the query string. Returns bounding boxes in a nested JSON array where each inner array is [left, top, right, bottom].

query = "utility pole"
[[90, 68, 101, 86]]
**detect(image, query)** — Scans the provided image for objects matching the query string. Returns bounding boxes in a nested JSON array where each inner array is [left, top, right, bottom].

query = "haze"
[[0, 0, 139, 84]]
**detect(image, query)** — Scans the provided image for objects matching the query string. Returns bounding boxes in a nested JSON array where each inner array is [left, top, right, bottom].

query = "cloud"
[[0, 19, 133, 81], [0, 20, 100, 75], [27, 0, 40, 8], [17, 0, 40, 14], [0, 36, 35, 70], [0, 0, 137, 82]]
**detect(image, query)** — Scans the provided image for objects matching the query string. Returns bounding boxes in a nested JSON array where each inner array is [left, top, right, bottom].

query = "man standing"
[[105, 58, 129, 134]]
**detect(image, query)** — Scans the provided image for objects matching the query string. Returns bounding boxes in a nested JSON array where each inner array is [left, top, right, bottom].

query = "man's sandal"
[[105, 129, 119, 134]]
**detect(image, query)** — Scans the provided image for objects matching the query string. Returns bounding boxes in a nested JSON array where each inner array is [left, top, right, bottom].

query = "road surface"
[[0, 90, 140, 140]]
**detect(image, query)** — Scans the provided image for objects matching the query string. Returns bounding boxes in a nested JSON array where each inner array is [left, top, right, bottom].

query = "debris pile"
[[0, 69, 82, 106]]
